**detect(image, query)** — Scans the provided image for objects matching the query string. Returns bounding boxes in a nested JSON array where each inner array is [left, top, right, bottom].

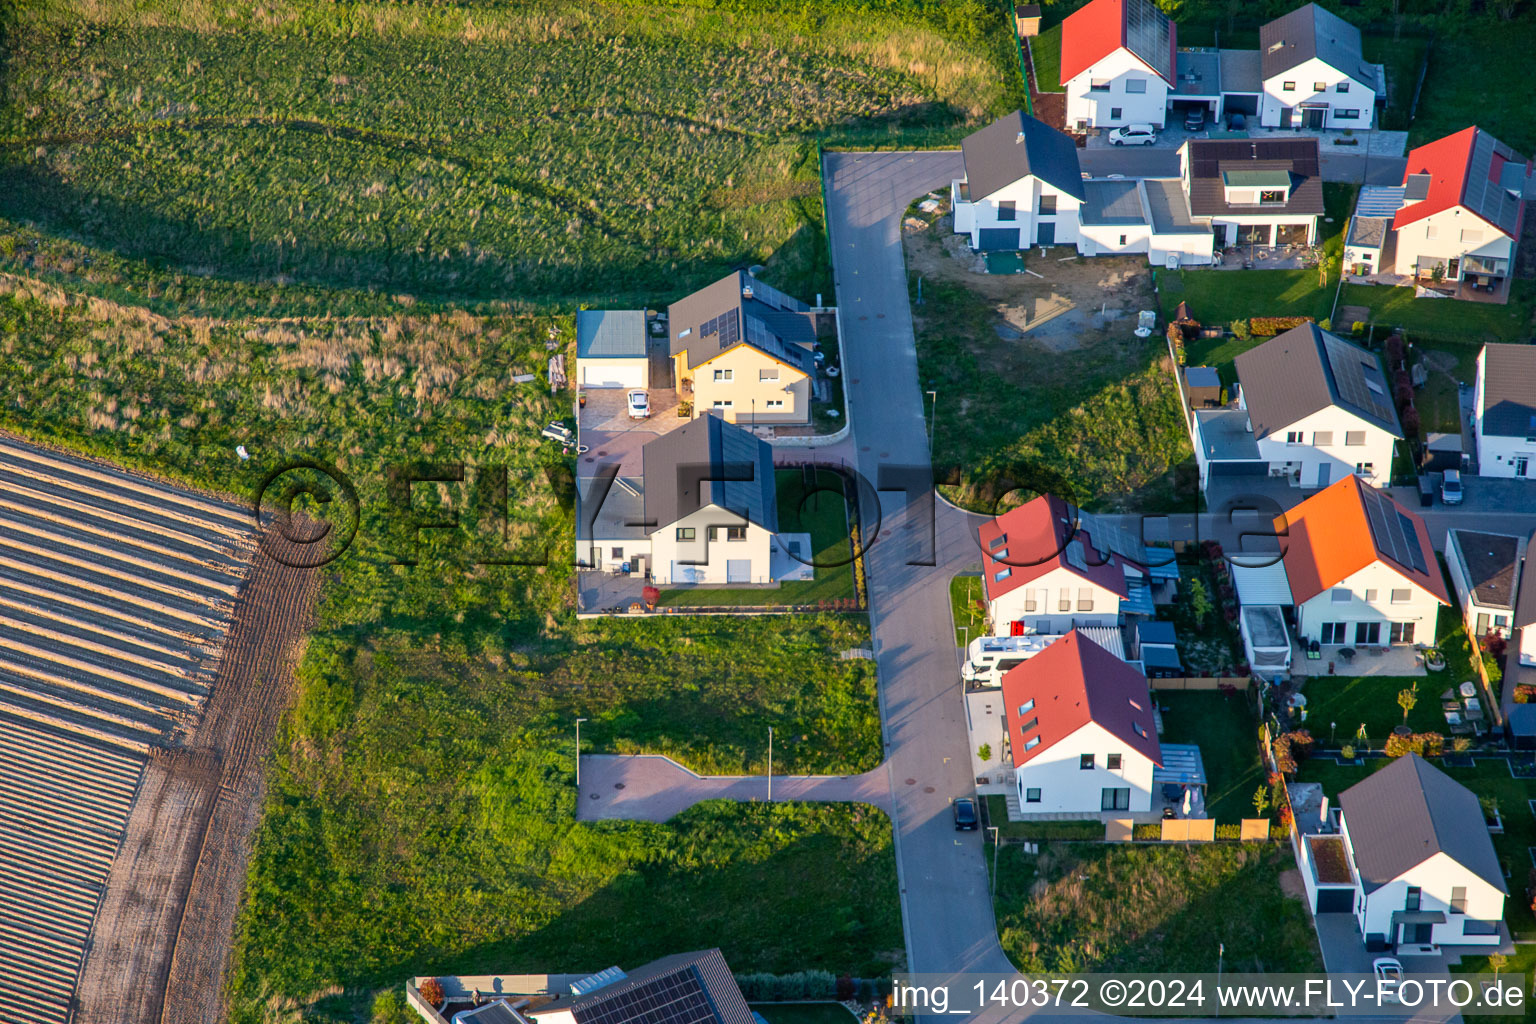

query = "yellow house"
[[667, 270, 816, 426]]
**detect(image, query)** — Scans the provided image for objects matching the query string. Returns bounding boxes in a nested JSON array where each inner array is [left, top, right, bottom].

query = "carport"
[[1170, 50, 1221, 126]]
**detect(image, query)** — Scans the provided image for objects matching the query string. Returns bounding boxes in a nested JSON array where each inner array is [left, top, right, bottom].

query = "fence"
[[1149, 676, 1251, 691], [1467, 631, 1505, 729], [1007, 0, 1035, 116]]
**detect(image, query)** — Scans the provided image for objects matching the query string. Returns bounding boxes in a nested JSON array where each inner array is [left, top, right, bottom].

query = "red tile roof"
[[979, 494, 1130, 604], [1060, 0, 1177, 87], [1002, 630, 1161, 767], [1394, 126, 1526, 237], [1275, 475, 1451, 607]]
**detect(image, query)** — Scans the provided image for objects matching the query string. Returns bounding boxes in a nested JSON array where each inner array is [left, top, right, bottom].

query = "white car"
[[1372, 958, 1404, 1001], [1441, 468, 1463, 504], [627, 390, 650, 419], [1108, 124, 1158, 146]]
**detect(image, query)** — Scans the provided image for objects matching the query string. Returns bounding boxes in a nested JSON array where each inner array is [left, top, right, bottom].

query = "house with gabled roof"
[[1003, 630, 1165, 816], [528, 950, 754, 1024], [1257, 3, 1381, 130], [1192, 323, 1400, 491], [1061, 0, 1176, 130], [1445, 529, 1524, 639], [1330, 755, 1506, 952], [576, 309, 651, 390], [667, 270, 817, 425], [1179, 137, 1324, 250], [951, 110, 1087, 252], [1276, 475, 1448, 649], [1474, 343, 1536, 476]]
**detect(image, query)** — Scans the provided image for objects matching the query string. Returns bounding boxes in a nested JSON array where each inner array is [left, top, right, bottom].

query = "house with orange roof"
[[1277, 475, 1449, 649], [1061, 0, 1175, 130], [1002, 630, 1205, 817], [979, 494, 1176, 635]]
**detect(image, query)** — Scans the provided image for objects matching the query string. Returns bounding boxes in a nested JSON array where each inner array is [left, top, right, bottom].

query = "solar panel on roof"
[[1360, 486, 1427, 576], [571, 968, 721, 1024], [1064, 543, 1087, 571]]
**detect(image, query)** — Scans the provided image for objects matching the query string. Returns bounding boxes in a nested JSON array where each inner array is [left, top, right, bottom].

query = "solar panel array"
[[1124, 0, 1173, 80], [1360, 485, 1428, 575], [1321, 332, 1396, 427], [699, 308, 740, 349], [572, 968, 719, 1024]]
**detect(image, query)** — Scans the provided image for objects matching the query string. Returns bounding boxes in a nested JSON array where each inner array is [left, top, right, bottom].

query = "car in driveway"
[[952, 797, 978, 831], [627, 389, 650, 419], [1183, 108, 1206, 131], [1108, 124, 1158, 146], [1441, 468, 1464, 504], [1372, 958, 1403, 1001]]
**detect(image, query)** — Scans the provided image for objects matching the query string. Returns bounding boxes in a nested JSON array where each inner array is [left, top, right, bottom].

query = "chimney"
[[1016, 131, 1026, 145], [742, 284, 754, 300]]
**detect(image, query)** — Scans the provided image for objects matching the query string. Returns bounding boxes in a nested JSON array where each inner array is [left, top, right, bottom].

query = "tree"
[[418, 978, 445, 1007], [642, 585, 660, 610], [978, 743, 992, 762], [1489, 953, 1509, 978], [1188, 578, 1213, 627], [1252, 785, 1271, 817], [1397, 683, 1418, 724]]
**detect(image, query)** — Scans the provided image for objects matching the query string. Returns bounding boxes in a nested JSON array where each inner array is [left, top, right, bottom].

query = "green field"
[[1028, 23, 1064, 91], [994, 842, 1322, 973], [0, 0, 1015, 318], [1411, 15, 1536, 151]]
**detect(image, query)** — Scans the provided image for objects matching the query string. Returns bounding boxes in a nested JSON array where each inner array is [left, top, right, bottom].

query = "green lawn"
[[1361, 34, 1429, 133], [1415, 341, 1480, 435], [951, 574, 986, 647], [751, 1005, 858, 1024], [1411, 16, 1536, 152], [994, 842, 1322, 973], [1338, 281, 1536, 345], [1027, 23, 1063, 91], [658, 469, 858, 607], [1158, 691, 1265, 824], [983, 796, 1105, 840]]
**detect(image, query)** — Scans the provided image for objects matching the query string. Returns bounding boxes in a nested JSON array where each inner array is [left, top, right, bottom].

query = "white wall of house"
[[1392, 207, 1515, 281], [1078, 221, 1153, 256], [1239, 398, 1396, 489], [1343, 240, 1384, 275], [1014, 721, 1156, 815], [1259, 58, 1376, 129], [1149, 231, 1216, 267], [966, 687, 1014, 794], [647, 504, 774, 585], [578, 356, 649, 389], [952, 176, 1085, 250], [1473, 347, 1536, 478], [1294, 562, 1441, 648], [988, 565, 1124, 633], [1520, 626, 1536, 669], [1065, 50, 1170, 129], [1445, 533, 1516, 638], [1342, 834, 1506, 948]]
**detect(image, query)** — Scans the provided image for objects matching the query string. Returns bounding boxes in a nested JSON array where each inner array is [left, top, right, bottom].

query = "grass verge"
[[951, 574, 986, 647]]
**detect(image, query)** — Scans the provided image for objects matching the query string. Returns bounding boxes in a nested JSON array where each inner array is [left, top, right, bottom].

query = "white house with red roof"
[[980, 494, 1163, 635], [1345, 127, 1529, 303], [1003, 630, 1163, 815], [1061, 0, 1176, 130]]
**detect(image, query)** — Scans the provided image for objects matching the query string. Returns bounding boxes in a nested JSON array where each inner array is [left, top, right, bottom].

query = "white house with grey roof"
[[1445, 529, 1525, 639], [1257, 3, 1381, 129], [1189, 323, 1400, 491], [1474, 343, 1536, 477], [952, 111, 1087, 251], [576, 309, 651, 390], [1328, 755, 1507, 952]]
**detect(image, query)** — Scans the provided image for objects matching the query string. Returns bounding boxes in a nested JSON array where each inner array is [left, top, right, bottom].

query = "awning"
[[1153, 743, 1207, 787], [1390, 910, 1447, 927]]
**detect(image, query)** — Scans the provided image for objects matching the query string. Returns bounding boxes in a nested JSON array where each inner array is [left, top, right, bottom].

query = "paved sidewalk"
[[576, 754, 892, 821]]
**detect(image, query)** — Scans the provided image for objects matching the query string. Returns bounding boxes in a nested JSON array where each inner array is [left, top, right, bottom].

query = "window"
[[1024, 736, 1041, 752], [994, 549, 1008, 560], [998, 200, 1017, 222], [1335, 108, 1360, 119], [1023, 591, 1037, 612], [1133, 721, 1147, 738], [1018, 717, 1039, 735], [1405, 886, 1421, 912], [764, 400, 784, 409], [712, 400, 733, 409], [759, 367, 779, 381], [1461, 228, 1483, 243], [1259, 189, 1285, 204], [1330, 588, 1351, 604], [1101, 787, 1131, 811], [988, 533, 1007, 549], [1426, 224, 1439, 240], [1391, 621, 1416, 644], [676, 527, 696, 541], [1089, 78, 1110, 91], [1355, 462, 1373, 476], [1356, 621, 1381, 645], [1058, 588, 1072, 612], [1313, 81, 1327, 92], [611, 547, 624, 559], [1126, 79, 1147, 94], [726, 526, 746, 541], [994, 568, 1012, 582], [1336, 81, 1350, 92], [1313, 431, 1333, 446], [1080, 754, 1095, 770], [1286, 430, 1304, 444], [1495, 614, 1510, 628], [1390, 589, 1412, 604], [1107, 753, 1123, 770], [1119, 234, 1127, 245], [678, 327, 692, 339], [1018, 698, 1035, 715], [1320, 621, 1347, 644], [1282, 81, 1296, 91], [1110, 106, 1123, 120], [1345, 431, 1366, 446], [1038, 195, 1057, 215], [1025, 787, 1042, 803], [1450, 886, 1467, 914], [713, 368, 733, 381], [1365, 589, 1379, 602], [1077, 588, 1094, 611]]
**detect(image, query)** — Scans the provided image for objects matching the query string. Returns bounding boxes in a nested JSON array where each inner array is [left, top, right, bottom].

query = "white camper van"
[[961, 627, 1127, 686]]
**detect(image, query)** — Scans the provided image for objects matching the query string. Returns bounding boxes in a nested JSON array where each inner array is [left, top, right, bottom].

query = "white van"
[[961, 634, 1063, 687]]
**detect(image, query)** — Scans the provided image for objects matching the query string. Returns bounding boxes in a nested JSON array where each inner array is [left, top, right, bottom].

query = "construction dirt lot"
[[75, 539, 321, 1024]]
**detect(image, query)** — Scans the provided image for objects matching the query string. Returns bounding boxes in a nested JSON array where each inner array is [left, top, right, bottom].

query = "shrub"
[[1248, 316, 1312, 337], [837, 976, 856, 1001], [1215, 823, 1241, 840], [1383, 731, 1444, 758], [1339, 743, 1355, 760], [1272, 729, 1314, 775], [1230, 318, 1251, 340], [1385, 334, 1406, 368], [1513, 683, 1536, 704], [1486, 632, 1508, 658], [977, 743, 992, 762], [1401, 406, 1420, 438], [1132, 823, 1162, 840], [1351, 321, 1367, 335], [418, 978, 445, 1007]]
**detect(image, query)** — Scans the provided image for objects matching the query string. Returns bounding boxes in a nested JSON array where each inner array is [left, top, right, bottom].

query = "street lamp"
[[926, 390, 938, 455], [767, 726, 774, 803], [575, 717, 588, 787], [987, 826, 1000, 896]]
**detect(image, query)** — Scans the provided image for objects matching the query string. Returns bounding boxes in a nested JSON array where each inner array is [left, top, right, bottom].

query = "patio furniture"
[[1459, 681, 1478, 698], [1368, 645, 1385, 657], [1338, 647, 1356, 663]]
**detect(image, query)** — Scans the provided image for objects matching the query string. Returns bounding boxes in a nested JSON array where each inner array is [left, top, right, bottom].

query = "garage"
[[726, 559, 752, 583], [577, 309, 651, 389], [1315, 887, 1355, 914], [977, 227, 1022, 251]]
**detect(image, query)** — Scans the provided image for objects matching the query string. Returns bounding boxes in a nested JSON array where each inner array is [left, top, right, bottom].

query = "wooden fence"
[[1150, 676, 1251, 691]]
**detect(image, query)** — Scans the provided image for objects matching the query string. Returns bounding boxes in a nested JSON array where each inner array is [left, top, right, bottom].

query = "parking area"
[[576, 386, 681, 478], [1085, 121, 1408, 158]]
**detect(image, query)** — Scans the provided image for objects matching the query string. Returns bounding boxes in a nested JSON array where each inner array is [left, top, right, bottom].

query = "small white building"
[[1257, 3, 1381, 130], [1474, 343, 1536, 477], [1061, 0, 1175, 130], [576, 310, 651, 389], [1445, 529, 1524, 639], [1004, 630, 1163, 816], [951, 111, 1087, 251], [1279, 475, 1448, 649], [1330, 755, 1507, 951]]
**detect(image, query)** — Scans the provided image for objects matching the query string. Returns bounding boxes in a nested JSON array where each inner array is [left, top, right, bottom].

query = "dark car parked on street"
[[952, 797, 978, 831]]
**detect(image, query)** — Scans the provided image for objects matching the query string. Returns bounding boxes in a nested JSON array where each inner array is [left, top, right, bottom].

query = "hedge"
[[1249, 316, 1315, 337]]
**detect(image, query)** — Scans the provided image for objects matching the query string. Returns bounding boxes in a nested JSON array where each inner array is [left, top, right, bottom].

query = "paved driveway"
[[576, 754, 890, 821]]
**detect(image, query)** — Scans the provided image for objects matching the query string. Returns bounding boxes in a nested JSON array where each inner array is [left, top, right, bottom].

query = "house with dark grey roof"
[[1256, 3, 1382, 129], [951, 111, 1087, 251], [528, 950, 754, 1024], [577, 310, 652, 390], [1445, 529, 1525, 638], [1474, 343, 1536, 476], [1179, 137, 1324, 249], [1189, 323, 1400, 490], [1060, 0, 1176, 129], [1326, 755, 1507, 952], [1513, 533, 1536, 704], [667, 270, 816, 425]]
